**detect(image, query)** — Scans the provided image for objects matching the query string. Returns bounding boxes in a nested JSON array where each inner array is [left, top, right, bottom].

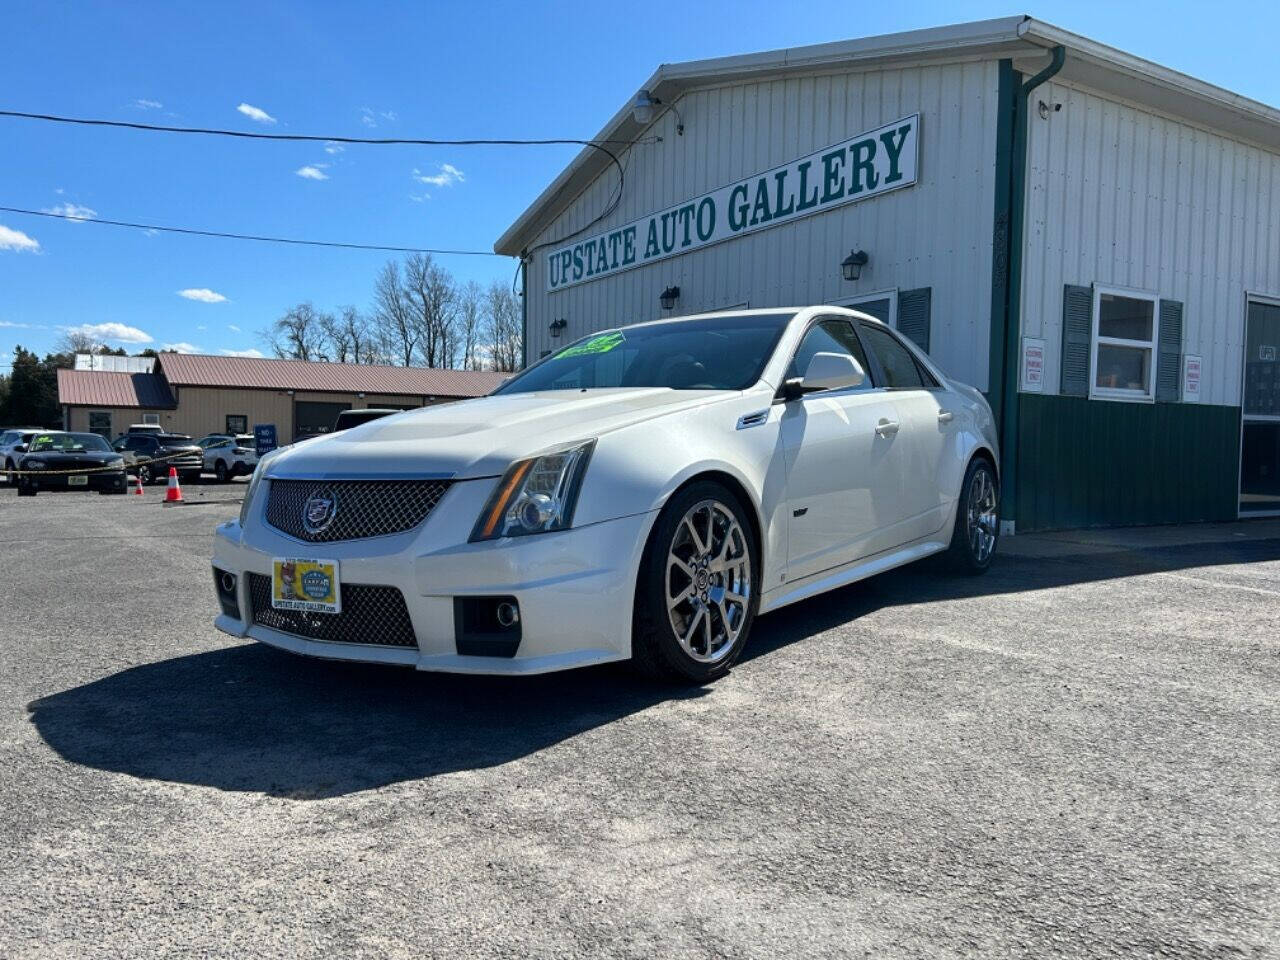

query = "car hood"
[[265, 388, 734, 480]]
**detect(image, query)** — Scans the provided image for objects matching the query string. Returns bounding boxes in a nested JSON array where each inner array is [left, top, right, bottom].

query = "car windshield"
[[29, 433, 112, 453], [235, 435, 255, 446], [495, 313, 795, 394]]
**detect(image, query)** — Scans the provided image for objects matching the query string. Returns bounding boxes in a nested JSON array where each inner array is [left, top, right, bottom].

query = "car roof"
[[599, 305, 889, 336]]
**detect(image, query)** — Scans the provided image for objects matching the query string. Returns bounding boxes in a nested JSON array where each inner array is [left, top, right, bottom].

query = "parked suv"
[[1, 429, 42, 485], [112, 432, 203, 485], [196, 434, 258, 482]]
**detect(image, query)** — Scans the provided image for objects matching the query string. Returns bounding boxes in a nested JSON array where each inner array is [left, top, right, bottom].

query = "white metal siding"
[[525, 61, 1000, 391], [1021, 78, 1280, 407]]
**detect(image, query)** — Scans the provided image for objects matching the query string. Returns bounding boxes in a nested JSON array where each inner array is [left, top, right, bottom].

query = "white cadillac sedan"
[[212, 307, 999, 683]]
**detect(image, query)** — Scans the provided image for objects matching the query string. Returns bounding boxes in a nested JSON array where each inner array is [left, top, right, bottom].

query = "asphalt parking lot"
[[1, 482, 1277, 959]]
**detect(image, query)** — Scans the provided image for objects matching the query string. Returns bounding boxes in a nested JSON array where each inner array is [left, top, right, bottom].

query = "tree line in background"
[[263, 254, 522, 372]]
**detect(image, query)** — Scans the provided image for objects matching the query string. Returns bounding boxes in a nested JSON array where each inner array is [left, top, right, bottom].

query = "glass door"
[[1241, 299, 1280, 515]]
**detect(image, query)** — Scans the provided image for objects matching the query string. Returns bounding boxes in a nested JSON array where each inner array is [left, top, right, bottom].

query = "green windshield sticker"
[[556, 331, 625, 358]]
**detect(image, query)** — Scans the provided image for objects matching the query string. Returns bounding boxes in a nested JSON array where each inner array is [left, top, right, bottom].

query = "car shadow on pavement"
[[27, 533, 1280, 799]]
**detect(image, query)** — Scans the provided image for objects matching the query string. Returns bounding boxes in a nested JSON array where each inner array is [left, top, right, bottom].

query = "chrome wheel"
[[966, 466, 998, 564], [665, 499, 752, 664]]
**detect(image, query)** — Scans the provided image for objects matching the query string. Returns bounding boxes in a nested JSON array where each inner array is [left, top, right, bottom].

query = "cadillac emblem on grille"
[[302, 489, 339, 534]]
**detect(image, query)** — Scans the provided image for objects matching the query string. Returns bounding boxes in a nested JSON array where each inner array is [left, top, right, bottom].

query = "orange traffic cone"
[[164, 466, 184, 504], [134, 473, 144, 495]]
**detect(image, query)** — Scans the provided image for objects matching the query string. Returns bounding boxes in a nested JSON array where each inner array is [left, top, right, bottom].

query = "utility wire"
[[0, 107, 644, 265], [0, 108, 648, 148], [0, 205, 502, 256]]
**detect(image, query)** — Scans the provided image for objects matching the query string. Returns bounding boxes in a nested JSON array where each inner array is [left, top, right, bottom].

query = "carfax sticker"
[[272, 558, 341, 614]]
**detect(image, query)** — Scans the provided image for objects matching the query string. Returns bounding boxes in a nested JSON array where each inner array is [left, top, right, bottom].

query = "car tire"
[[215, 461, 229, 483], [17, 480, 35, 497], [4, 459, 13, 485], [631, 480, 760, 684], [946, 456, 999, 575]]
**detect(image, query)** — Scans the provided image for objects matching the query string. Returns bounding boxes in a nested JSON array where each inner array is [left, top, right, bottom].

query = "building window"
[[226, 414, 248, 434], [1091, 286, 1157, 401], [88, 411, 111, 438], [141, 412, 161, 425]]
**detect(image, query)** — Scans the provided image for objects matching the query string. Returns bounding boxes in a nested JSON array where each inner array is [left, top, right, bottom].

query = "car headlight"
[[470, 439, 596, 542], [26, 459, 46, 470]]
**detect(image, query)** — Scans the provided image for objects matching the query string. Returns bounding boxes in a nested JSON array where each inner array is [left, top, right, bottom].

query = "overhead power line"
[[0, 107, 645, 261], [0, 205, 503, 256], [0, 108, 647, 148]]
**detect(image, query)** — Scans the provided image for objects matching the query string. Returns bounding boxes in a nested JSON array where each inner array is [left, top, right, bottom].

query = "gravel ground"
[[0, 481, 1277, 959]]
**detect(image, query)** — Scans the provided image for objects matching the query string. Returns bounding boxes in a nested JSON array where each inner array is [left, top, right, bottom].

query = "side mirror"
[[14, 444, 26, 454], [801, 352, 866, 393]]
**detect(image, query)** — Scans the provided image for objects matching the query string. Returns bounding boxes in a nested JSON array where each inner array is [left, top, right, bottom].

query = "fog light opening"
[[220, 572, 237, 595], [496, 601, 520, 628]]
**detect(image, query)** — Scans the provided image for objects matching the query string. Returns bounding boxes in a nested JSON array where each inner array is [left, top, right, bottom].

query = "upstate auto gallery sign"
[[547, 114, 919, 291]]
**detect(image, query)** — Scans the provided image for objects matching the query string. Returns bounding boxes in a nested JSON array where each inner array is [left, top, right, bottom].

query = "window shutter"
[[855, 298, 891, 324], [897, 287, 931, 353], [1155, 299, 1184, 402], [1060, 284, 1093, 396]]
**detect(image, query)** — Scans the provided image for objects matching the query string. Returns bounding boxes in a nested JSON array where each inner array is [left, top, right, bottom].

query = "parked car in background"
[[215, 306, 999, 684], [16, 431, 127, 496], [196, 434, 258, 482], [332, 408, 402, 432], [1, 428, 42, 484], [126, 423, 164, 434], [112, 432, 203, 485]]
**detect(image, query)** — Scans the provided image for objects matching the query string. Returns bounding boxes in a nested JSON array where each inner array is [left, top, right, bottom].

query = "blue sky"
[[3, 0, 1278, 368]]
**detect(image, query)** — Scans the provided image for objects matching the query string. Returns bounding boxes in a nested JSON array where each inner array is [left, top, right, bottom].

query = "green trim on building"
[[1015, 394, 1241, 532]]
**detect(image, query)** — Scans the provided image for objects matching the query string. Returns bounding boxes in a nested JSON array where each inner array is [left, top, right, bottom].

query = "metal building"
[[495, 16, 1280, 532]]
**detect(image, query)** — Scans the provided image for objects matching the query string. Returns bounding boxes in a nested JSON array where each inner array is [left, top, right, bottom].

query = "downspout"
[[519, 254, 529, 371], [997, 44, 1064, 533]]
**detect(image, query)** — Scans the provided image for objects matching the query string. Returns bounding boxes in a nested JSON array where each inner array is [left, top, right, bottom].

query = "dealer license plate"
[[271, 558, 341, 614], [67, 474, 88, 486]]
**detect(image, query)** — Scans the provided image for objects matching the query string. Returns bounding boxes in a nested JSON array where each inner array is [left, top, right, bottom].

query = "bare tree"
[[456, 281, 485, 370], [372, 260, 418, 365], [485, 281, 522, 372], [57, 330, 104, 355], [404, 253, 458, 368], [265, 302, 326, 360]]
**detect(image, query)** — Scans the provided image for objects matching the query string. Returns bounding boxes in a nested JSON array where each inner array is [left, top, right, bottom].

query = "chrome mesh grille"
[[247, 573, 417, 648], [265, 478, 451, 542]]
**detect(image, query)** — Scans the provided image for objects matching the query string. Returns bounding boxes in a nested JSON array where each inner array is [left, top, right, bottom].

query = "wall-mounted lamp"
[[632, 90, 656, 125], [841, 249, 869, 282], [659, 286, 681, 310], [632, 89, 684, 135], [548, 318, 567, 338], [357, 392, 365, 399]]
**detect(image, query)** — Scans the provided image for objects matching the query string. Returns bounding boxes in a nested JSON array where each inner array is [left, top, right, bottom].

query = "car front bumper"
[[23, 470, 128, 492], [211, 476, 656, 674]]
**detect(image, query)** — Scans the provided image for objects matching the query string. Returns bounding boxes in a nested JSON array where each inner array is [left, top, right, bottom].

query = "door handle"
[[937, 410, 955, 424], [875, 418, 900, 438]]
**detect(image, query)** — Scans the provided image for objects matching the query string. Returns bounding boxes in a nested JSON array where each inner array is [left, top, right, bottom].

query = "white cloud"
[[409, 193, 430, 203], [68, 322, 153, 344], [381, 110, 397, 122], [0, 225, 41, 253], [412, 163, 464, 188], [0, 320, 36, 329], [196, 325, 207, 331], [42, 202, 98, 223], [227, 324, 241, 332], [296, 165, 329, 181], [359, 108, 377, 128], [177, 287, 228, 303], [133, 98, 163, 110], [237, 102, 277, 124], [142, 228, 159, 237], [219, 347, 265, 358], [162, 341, 203, 354], [324, 141, 345, 155]]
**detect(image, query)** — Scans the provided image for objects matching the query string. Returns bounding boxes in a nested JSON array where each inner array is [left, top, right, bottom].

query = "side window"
[[858, 323, 926, 389], [786, 319, 874, 389]]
